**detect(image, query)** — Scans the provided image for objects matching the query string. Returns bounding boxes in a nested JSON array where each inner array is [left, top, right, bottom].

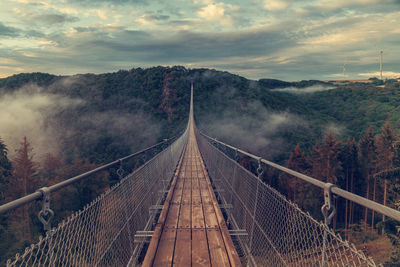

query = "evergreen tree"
[[341, 139, 358, 238], [321, 133, 342, 229], [285, 144, 311, 203], [0, 138, 12, 203], [311, 142, 323, 179], [311, 134, 342, 225], [10, 137, 38, 243], [59, 159, 109, 210], [375, 121, 396, 231], [40, 153, 63, 185], [0, 138, 12, 264], [358, 127, 376, 230], [312, 133, 342, 184]]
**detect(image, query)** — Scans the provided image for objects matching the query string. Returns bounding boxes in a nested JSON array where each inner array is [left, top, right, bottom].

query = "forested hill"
[[1, 67, 400, 265], [1, 66, 400, 163]]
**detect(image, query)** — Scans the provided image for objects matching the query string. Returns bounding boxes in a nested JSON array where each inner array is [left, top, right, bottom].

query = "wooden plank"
[[206, 228, 231, 267], [192, 204, 205, 229], [165, 204, 180, 228], [200, 162, 242, 267], [192, 229, 211, 267], [192, 173, 201, 204], [142, 143, 186, 267], [178, 203, 191, 228], [203, 204, 219, 229], [152, 228, 177, 266], [144, 118, 243, 267], [173, 229, 192, 266]]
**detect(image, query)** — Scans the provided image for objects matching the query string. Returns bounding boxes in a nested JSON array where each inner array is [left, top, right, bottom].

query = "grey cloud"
[[33, 13, 79, 24], [0, 22, 20, 37], [2, 0, 399, 82], [74, 27, 98, 33], [86, 27, 295, 64], [148, 14, 170, 21], [68, 0, 147, 6], [24, 29, 46, 38], [301, 1, 400, 17]]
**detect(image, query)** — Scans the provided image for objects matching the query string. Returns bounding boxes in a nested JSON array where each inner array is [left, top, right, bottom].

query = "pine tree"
[[311, 134, 342, 227], [375, 121, 395, 232], [358, 127, 376, 231], [321, 133, 342, 229], [312, 133, 342, 184], [321, 132, 342, 184], [311, 142, 323, 180], [40, 153, 63, 185], [341, 138, 358, 239], [59, 159, 109, 210], [10, 137, 38, 243], [0, 138, 12, 203], [285, 144, 311, 203]]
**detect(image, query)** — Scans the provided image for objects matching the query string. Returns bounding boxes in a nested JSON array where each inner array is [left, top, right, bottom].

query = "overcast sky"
[[0, 0, 399, 81]]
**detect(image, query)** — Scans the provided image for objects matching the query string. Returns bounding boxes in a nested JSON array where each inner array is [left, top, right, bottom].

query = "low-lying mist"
[[274, 85, 336, 94], [198, 100, 309, 159], [0, 81, 162, 162], [0, 84, 82, 157]]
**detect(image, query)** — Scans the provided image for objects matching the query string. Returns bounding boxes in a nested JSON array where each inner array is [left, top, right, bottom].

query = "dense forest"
[[0, 66, 399, 265]]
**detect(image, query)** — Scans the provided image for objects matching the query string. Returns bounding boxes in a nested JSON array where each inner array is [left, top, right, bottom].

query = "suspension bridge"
[[1, 83, 400, 266]]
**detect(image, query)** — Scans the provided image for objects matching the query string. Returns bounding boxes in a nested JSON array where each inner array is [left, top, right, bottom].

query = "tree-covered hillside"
[[1, 67, 400, 164], [1, 67, 400, 265]]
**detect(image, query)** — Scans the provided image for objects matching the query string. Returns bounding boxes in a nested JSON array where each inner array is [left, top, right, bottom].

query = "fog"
[[199, 100, 309, 158], [0, 84, 82, 157], [274, 85, 336, 94]]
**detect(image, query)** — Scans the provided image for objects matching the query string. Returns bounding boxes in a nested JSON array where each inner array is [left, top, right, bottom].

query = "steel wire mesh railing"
[[6, 129, 187, 267], [196, 131, 379, 267]]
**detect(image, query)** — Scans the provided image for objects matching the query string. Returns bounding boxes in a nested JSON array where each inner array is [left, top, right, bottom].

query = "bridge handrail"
[[0, 135, 180, 215], [200, 131, 400, 222]]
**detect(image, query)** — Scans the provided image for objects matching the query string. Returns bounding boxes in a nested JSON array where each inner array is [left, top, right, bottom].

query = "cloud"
[[34, 13, 79, 24], [0, 84, 83, 157], [0, 22, 20, 37], [68, 0, 147, 5], [137, 13, 170, 25], [313, 0, 380, 11], [12, 8, 79, 25], [274, 85, 336, 94], [263, 0, 288, 11], [197, 3, 233, 26], [86, 26, 294, 63], [1, 0, 400, 81]]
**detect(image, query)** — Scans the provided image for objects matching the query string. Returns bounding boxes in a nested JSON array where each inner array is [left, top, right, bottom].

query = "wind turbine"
[[379, 50, 383, 80], [338, 60, 347, 80], [342, 63, 346, 79]]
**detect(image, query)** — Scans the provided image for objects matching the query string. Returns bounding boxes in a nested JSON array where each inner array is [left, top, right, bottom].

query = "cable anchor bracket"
[[256, 158, 264, 178], [117, 159, 124, 180], [37, 187, 54, 233], [321, 183, 336, 226]]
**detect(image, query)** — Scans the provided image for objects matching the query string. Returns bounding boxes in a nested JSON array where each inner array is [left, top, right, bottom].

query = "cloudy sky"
[[0, 0, 399, 80]]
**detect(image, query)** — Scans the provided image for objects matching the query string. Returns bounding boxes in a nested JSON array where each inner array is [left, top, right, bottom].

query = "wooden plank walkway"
[[142, 106, 241, 266]]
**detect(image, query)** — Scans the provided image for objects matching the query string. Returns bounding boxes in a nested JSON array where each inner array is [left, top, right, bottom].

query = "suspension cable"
[[200, 131, 400, 222], [0, 135, 180, 215]]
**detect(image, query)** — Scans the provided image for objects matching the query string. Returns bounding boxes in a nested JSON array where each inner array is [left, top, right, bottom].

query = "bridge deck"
[[142, 121, 241, 266]]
